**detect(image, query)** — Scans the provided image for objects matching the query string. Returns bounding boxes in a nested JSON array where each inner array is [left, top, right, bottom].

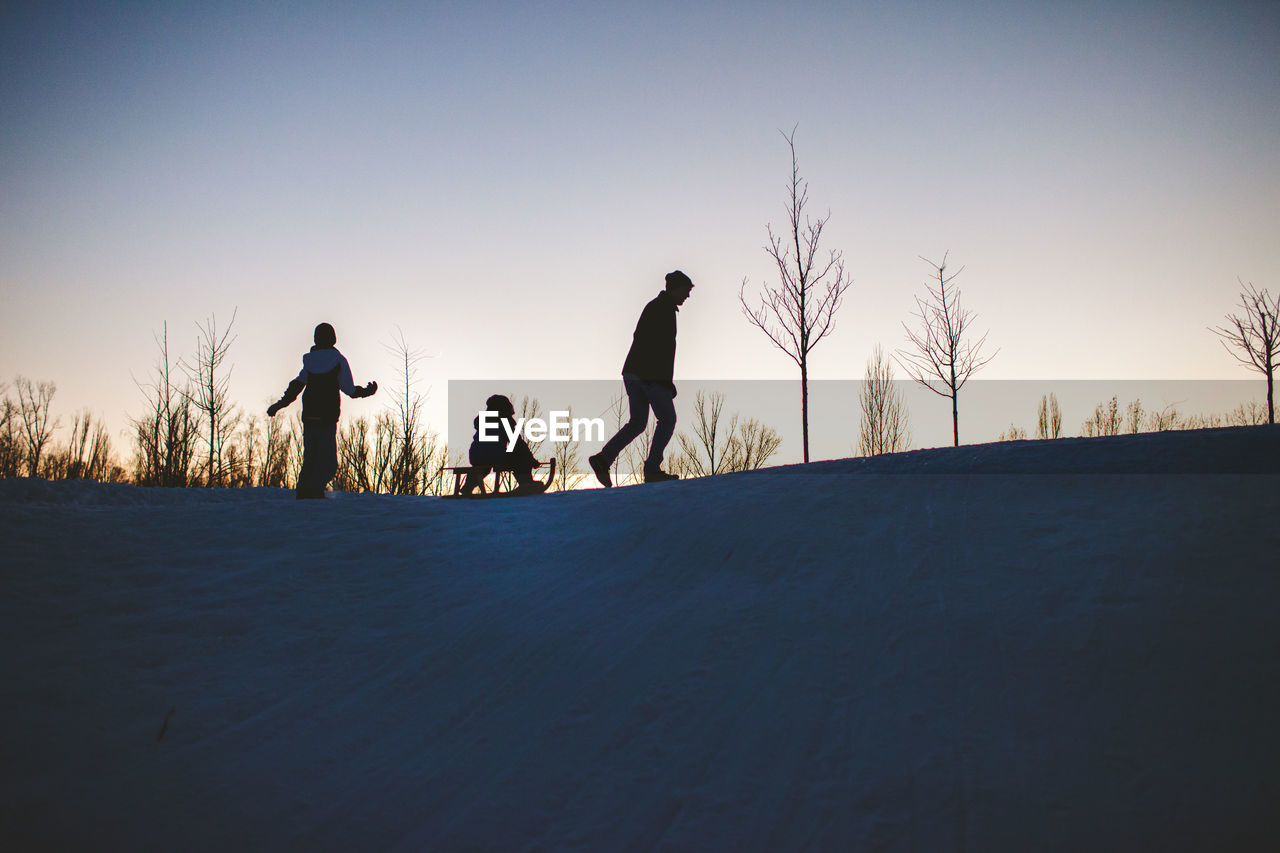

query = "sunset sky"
[[3, 0, 1277, 449]]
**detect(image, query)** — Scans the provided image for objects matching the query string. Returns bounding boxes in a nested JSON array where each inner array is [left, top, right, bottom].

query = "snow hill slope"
[[2, 426, 1278, 851]]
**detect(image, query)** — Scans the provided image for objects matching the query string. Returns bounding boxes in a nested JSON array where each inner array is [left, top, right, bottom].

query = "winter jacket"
[[621, 290, 680, 384], [273, 346, 371, 423]]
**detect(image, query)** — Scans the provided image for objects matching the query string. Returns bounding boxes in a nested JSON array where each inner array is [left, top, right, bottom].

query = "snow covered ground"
[[3, 426, 1278, 851]]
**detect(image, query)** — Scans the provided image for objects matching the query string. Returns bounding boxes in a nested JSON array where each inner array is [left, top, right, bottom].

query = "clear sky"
[[3, 0, 1278, 447]]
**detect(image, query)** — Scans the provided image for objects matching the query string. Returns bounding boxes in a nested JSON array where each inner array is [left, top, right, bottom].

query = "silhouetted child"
[[462, 394, 545, 495], [267, 322, 377, 499], [589, 270, 694, 487]]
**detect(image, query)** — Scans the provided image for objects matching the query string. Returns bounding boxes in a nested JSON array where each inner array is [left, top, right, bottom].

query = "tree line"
[[6, 253, 1273, 485], [742, 128, 1276, 456], [0, 377, 125, 482]]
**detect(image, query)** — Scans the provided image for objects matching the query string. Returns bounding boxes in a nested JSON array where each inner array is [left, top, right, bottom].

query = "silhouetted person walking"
[[590, 270, 694, 487], [267, 322, 377, 499]]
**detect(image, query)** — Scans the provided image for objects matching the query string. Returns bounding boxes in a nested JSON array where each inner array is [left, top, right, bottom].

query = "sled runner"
[[443, 458, 556, 499]]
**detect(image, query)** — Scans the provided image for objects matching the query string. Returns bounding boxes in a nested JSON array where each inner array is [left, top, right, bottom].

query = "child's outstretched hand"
[[267, 402, 282, 417], [362, 381, 378, 397]]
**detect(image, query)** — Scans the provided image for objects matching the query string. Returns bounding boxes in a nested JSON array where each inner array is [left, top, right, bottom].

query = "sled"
[[443, 458, 556, 499]]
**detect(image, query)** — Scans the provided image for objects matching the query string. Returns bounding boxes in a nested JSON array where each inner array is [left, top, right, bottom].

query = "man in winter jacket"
[[267, 322, 377, 499], [589, 270, 694, 487]]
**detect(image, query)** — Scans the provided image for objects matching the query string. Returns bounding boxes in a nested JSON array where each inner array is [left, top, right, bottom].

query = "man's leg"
[[296, 421, 320, 498], [316, 422, 338, 491], [597, 376, 650, 465], [643, 382, 677, 477]]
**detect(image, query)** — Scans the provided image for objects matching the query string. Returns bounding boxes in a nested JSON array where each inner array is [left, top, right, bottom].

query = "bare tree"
[[731, 418, 783, 471], [997, 423, 1028, 441], [324, 332, 445, 496], [1226, 400, 1270, 426], [2, 386, 119, 483], [131, 324, 198, 487], [672, 391, 783, 477], [857, 345, 911, 456], [285, 414, 306, 488], [0, 383, 22, 478], [1036, 393, 1062, 440], [1211, 280, 1278, 423], [1147, 404, 1183, 432], [740, 127, 853, 463], [239, 415, 263, 488], [550, 406, 587, 491], [15, 376, 59, 477], [370, 411, 398, 493], [182, 310, 239, 486], [51, 410, 116, 481], [896, 253, 997, 446], [1082, 396, 1123, 437], [224, 414, 274, 488], [1125, 399, 1145, 435], [673, 391, 737, 478], [385, 331, 431, 495], [333, 411, 443, 496], [420, 435, 452, 496], [335, 415, 376, 493], [259, 411, 294, 488]]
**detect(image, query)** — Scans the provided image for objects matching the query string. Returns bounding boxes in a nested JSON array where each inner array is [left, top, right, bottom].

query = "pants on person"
[[466, 432, 538, 490], [297, 419, 338, 497], [598, 375, 676, 473]]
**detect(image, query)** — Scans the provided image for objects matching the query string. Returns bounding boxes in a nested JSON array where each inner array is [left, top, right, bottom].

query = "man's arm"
[[267, 367, 307, 417], [338, 355, 377, 398]]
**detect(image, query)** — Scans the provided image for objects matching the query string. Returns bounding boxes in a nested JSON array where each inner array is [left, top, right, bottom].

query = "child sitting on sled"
[[461, 394, 548, 496]]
